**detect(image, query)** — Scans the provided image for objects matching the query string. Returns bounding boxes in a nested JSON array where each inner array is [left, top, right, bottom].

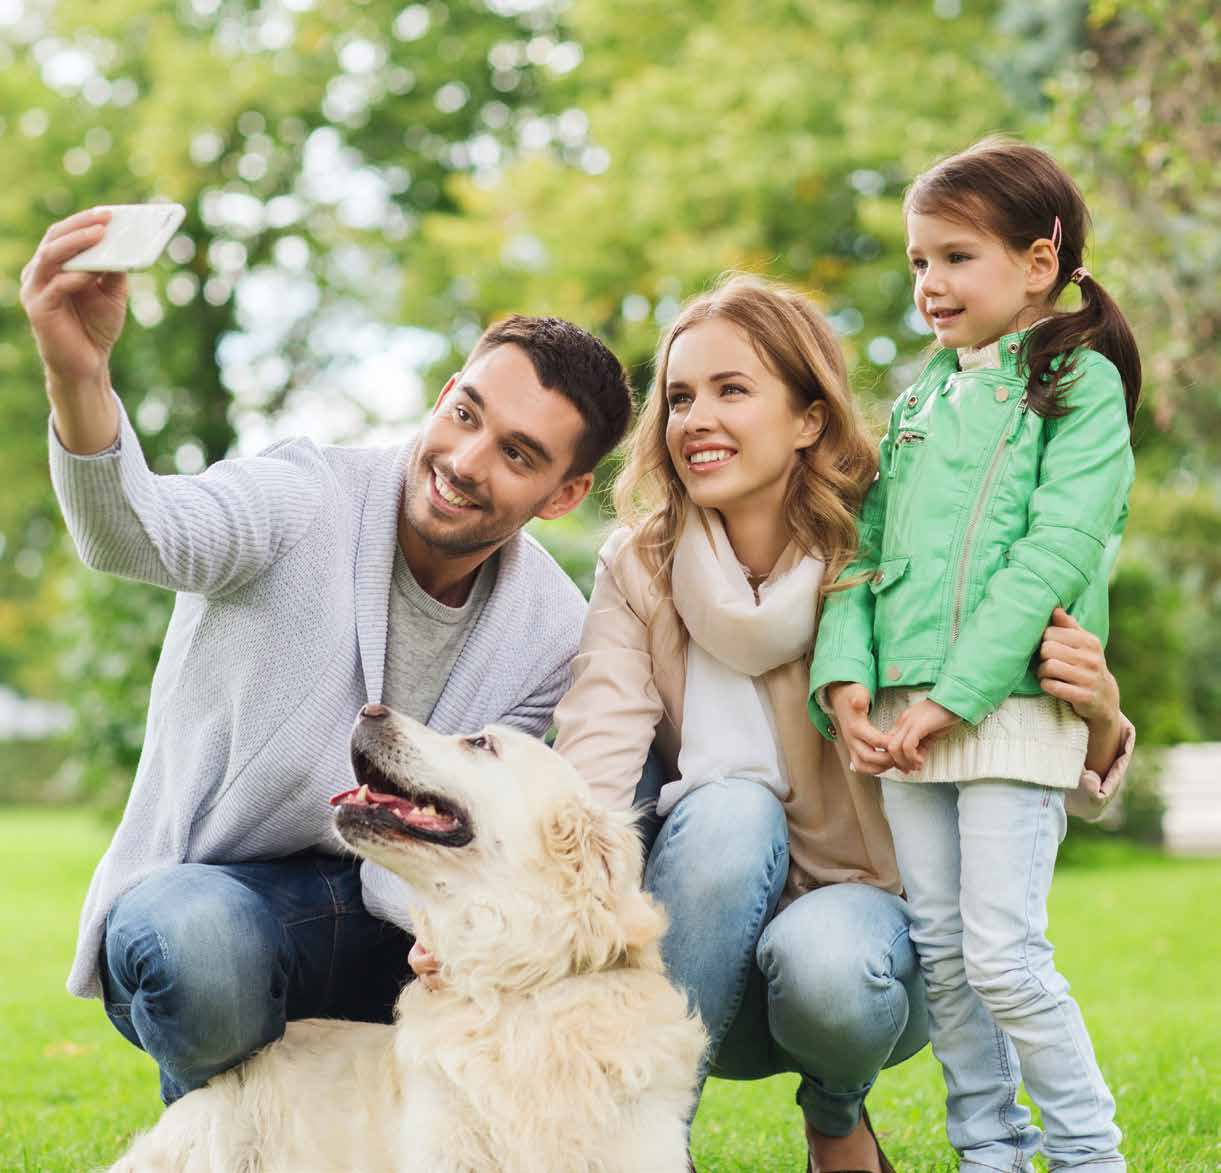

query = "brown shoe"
[[804, 1106, 896, 1173]]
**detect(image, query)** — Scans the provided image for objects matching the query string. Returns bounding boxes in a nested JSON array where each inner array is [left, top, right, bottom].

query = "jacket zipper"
[[950, 396, 1026, 642], [886, 431, 926, 478]]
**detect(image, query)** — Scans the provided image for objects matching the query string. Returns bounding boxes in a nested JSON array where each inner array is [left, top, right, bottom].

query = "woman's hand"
[[1037, 607, 1123, 775], [408, 939, 443, 992], [1036, 608, 1119, 723], [826, 682, 894, 775], [886, 699, 961, 773]]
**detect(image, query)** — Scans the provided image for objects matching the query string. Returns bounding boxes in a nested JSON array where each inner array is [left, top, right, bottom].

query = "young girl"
[[810, 137, 1139, 1172]]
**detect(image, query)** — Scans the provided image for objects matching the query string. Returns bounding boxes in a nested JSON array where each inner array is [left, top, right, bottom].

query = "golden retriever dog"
[[108, 704, 705, 1173]]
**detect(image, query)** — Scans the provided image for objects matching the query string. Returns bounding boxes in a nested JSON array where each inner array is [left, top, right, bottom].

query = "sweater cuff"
[[50, 416, 121, 458], [48, 391, 163, 549], [48, 390, 148, 491], [358, 859, 417, 934], [1065, 714, 1136, 821]]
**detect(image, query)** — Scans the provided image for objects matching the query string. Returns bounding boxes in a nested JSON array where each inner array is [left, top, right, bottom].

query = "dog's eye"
[[465, 734, 496, 755]]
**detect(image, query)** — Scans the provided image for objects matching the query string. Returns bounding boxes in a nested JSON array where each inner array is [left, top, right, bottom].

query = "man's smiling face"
[[402, 343, 590, 558]]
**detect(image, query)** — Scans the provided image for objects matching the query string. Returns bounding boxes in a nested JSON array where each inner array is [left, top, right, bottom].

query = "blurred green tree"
[[398, 0, 1220, 747], [2, 0, 1215, 809], [0, 0, 580, 799]]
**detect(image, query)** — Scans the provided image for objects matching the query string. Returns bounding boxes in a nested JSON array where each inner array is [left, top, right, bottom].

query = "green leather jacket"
[[809, 329, 1135, 735]]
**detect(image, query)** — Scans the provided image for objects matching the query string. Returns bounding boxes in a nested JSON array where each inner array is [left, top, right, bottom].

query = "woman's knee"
[[646, 780, 788, 908], [758, 884, 918, 1047]]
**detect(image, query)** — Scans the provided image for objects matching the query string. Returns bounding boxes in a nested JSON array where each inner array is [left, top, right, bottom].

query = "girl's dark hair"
[[903, 135, 1141, 425]]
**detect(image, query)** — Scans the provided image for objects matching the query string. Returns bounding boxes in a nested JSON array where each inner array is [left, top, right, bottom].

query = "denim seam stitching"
[[313, 858, 343, 1009], [879, 923, 910, 1038], [960, 784, 1024, 1164], [712, 834, 786, 1055], [1022, 788, 1108, 1133]]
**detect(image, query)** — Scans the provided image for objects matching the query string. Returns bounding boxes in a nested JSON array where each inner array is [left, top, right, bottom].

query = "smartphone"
[[63, 203, 187, 272]]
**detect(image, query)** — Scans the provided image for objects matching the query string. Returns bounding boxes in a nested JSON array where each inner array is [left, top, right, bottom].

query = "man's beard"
[[402, 455, 542, 557]]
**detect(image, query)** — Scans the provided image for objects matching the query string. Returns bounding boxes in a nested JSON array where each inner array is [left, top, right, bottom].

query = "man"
[[20, 208, 633, 1104]]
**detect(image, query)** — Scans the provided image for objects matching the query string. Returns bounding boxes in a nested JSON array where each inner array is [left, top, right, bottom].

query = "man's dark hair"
[[469, 315, 633, 476]]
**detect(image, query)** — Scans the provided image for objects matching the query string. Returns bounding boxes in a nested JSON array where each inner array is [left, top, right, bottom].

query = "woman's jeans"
[[882, 779, 1124, 1173], [99, 851, 413, 1105], [636, 761, 929, 1138]]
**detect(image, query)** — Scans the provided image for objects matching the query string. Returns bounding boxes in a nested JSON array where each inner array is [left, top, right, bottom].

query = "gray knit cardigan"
[[50, 395, 587, 999]]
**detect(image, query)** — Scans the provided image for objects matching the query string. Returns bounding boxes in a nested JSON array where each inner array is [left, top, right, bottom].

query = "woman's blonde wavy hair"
[[613, 273, 878, 589]]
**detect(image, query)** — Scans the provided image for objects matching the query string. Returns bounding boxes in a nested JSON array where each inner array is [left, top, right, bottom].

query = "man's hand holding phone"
[[20, 204, 183, 455]]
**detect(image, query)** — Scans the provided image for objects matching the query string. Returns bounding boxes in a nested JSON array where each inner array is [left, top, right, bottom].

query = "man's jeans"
[[636, 760, 929, 1137], [100, 852, 413, 1105], [882, 779, 1124, 1173]]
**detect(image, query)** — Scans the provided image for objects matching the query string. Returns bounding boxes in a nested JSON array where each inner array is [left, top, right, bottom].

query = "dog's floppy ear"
[[543, 796, 666, 973]]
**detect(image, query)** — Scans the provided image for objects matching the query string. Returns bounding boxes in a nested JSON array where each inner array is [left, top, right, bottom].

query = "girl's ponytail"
[[1024, 270, 1142, 426]]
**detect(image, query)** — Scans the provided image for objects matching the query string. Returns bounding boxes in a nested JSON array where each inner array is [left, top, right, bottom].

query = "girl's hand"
[[887, 699, 961, 773], [826, 682, 894, 775], [408, 939, 443, 992], [1036, 608, 1119, 724]]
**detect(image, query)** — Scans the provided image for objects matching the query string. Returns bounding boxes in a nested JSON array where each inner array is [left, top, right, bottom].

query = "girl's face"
[[906, 211, 1052, 350], [663, 318, 823, 518]]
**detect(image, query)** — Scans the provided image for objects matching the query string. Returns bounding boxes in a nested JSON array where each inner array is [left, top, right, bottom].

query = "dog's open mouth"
[[330, 748, 473, 848]]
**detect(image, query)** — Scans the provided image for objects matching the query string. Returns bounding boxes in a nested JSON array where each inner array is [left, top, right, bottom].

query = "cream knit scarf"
[[658, 507, 824, 817]]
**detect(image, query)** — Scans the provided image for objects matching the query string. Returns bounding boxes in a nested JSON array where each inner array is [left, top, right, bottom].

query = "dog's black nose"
[[361, 703, 390, 720]]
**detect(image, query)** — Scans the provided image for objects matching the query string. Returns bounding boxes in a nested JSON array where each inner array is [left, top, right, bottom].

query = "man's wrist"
[[48, 372, 119, 455]]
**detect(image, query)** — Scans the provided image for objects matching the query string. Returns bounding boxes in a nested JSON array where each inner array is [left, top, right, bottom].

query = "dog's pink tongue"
[[329, 786, 459, 832]]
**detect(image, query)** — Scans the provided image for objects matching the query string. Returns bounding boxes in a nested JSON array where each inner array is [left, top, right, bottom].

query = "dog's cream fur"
[[108, 710, 705, 1173]]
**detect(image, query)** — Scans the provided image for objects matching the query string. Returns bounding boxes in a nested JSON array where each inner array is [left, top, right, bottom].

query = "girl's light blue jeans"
[[881, 778, 1124, 1173], [637, 764, 929, 1137]]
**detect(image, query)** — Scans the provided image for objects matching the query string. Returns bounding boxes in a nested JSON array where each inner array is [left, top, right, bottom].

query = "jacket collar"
[[957, 327, 1031, 375]]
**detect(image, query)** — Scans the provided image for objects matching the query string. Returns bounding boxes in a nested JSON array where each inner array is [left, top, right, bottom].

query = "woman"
[[551, 274, 1133, 1173]]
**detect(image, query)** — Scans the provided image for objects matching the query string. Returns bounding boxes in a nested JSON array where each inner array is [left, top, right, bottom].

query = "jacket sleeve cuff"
[[927, 674, 996, 726], [807, 656, 876, 741], [1065, 714, 1136, 821]]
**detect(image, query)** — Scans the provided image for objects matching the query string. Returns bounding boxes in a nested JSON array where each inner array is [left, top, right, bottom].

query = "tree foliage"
[[0, 0, 1215, 804], [397, 0, 1219, 745], [1, 0, 578, 794]]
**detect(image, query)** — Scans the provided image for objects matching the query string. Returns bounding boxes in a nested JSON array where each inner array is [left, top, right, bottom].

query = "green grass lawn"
[[0, 807, 1217, 1172]]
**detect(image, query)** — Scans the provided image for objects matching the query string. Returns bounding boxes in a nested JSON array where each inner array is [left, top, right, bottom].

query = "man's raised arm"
[[22, 209, 319, 597], [21, 208, 123, 455]]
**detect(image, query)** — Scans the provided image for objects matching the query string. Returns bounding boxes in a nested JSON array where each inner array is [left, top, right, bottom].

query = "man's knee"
[[106, 865, 288, 1060]]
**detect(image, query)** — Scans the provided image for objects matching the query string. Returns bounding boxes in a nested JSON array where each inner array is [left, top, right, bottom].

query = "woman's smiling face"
[[663, 318, 820, 516]]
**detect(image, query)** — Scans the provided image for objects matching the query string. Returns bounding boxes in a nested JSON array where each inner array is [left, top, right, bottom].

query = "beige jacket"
[[553, 527, 902, 903]]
